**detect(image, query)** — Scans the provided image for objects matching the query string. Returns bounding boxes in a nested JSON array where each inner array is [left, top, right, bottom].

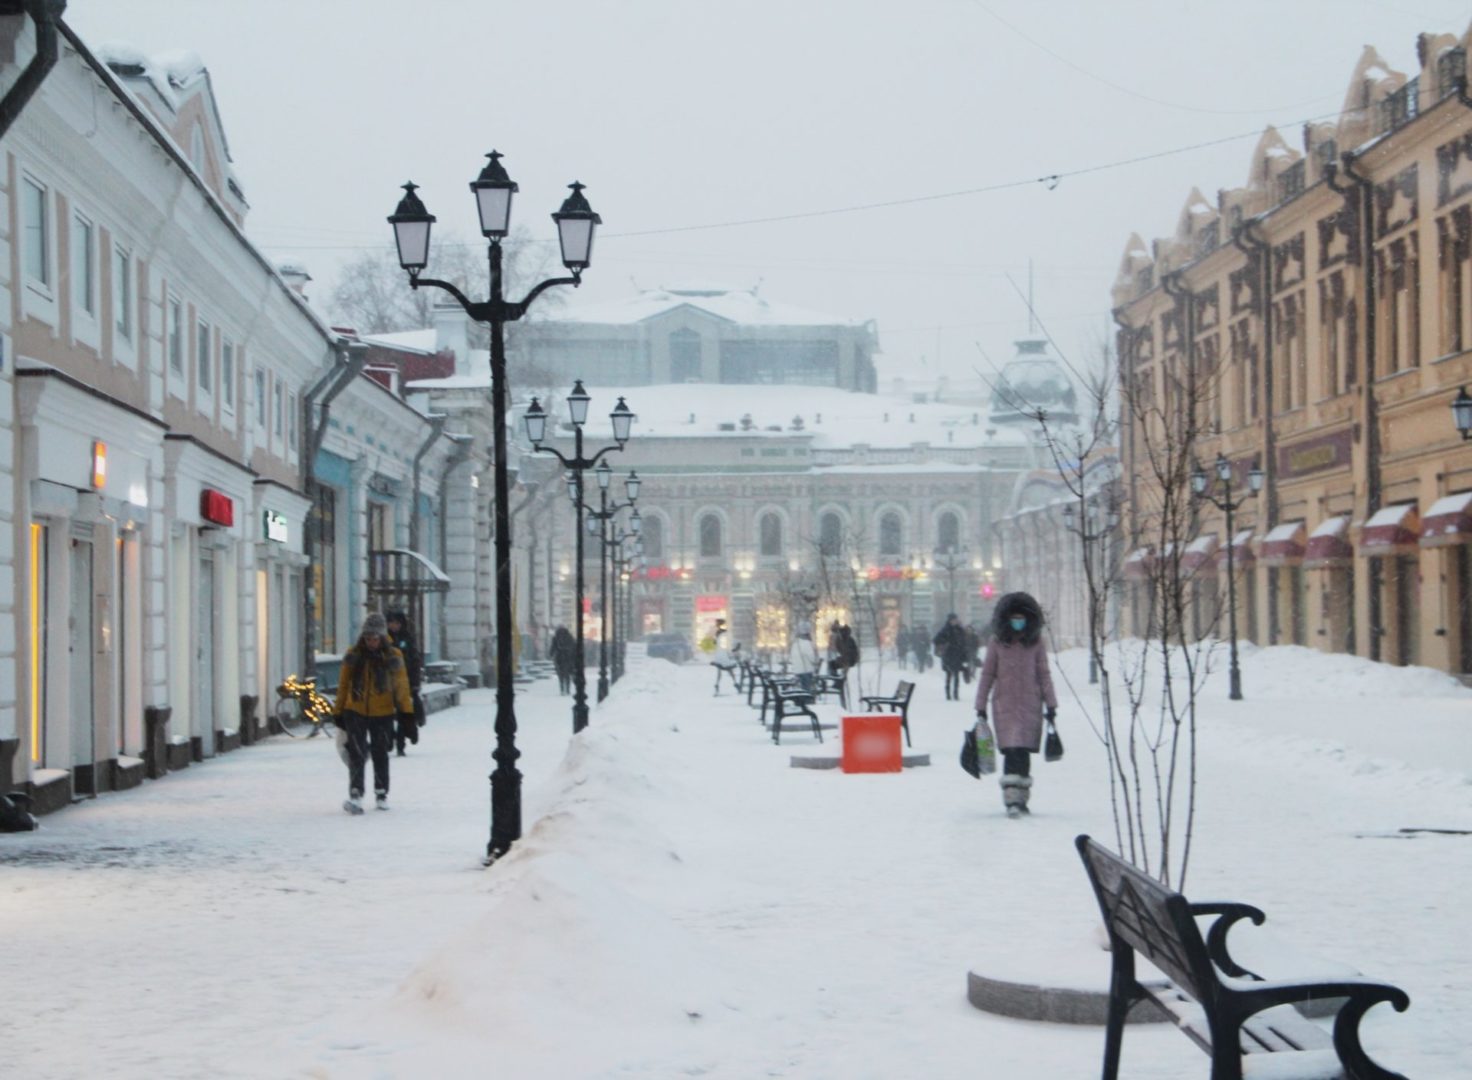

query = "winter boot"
[[343, 795, 364, 815], [1000, 774, 1031, 819], [375, 790, 389, 811]]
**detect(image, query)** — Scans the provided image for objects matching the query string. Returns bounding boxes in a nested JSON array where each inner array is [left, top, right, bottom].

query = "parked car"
[[644, 633, 694, 664]]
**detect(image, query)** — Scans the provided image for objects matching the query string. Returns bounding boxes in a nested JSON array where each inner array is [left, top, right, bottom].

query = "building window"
[[699, 514, 722, 558], [1273, 293, 1306, 411], [670, 328, 702, 382], [274, 377, 285, 439], [72, 214, 95, 316], [641, 515, 664, 560], [1438, 206, 1472, 356], [1229, 319, 1255, 426], [936, 511, 961, 553], [1194, 333, 1222, 432], [255, 369, 267, 428], [168, 297, 184, 375], [288, 391, 298, 450], [197, 319, 212, 392], [879, 511, 903, 556], [221, 342, 235, 412], [1438, 47, 1467, 99], [1378, 236, 1420, 374], [1319, 270, 1356, 395], [22, 177, 49, 287], [311, 485, 338, 653], [1276, 160, 1305, 204], [112, 245, 132, 340], [759, 512, 783, 557], [719, 340, 841, 386], [819, 512, 843, 557]]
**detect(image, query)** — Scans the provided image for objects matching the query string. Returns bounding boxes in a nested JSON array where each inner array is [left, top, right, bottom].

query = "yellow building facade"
[[1115, 28, 1472, 676]]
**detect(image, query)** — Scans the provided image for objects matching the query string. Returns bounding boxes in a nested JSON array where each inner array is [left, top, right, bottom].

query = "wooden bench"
[[753, 668, 823, 745], [859, 680, 914, 747], [1075, 835, 1410, 1080]]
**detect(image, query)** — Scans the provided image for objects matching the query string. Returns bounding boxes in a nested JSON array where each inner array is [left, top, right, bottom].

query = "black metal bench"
[[859, 679, 914, 747], [753, 668, 823, 745], [813, 671, 848, 709], [1075, 835, 1410, 1080]]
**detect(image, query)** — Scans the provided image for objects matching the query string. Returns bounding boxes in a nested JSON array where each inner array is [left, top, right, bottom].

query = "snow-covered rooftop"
[[525, 382, 1033, 450], [544, 284, 870, 329], [363, 328, 440, 354]]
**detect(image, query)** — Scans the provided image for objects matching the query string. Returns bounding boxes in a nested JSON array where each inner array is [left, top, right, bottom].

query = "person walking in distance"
[[333, 612, 414, 814], [549, 624, 577, 696], [933, 613, 969, 701], [973, 592, 1057, 819], [788, 622, 820, 693], [385, 609, 423, 757]]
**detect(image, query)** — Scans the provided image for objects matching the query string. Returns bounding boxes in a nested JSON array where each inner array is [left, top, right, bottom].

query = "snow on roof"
[[1426, 491, 1472, 517], [522, 382, 1032, 449], [94, 43, 205, 112], [546, 285, 869, 328], [1310, 515, 1350, 538], [363, 329, 439, 354], [1264, 521, 1304, 543], [406, 350, 491, 390], [1365, 503, 1416, 528]]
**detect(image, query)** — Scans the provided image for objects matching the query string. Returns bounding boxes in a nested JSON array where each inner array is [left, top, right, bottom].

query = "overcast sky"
[[65, 0, 1472, 383]]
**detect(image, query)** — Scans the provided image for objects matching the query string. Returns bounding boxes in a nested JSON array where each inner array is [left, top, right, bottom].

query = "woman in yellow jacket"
[[333, 612, 413, 814]]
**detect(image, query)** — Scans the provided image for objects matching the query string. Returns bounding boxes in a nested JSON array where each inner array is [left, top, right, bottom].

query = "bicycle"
[[274, 674, 335, 738]]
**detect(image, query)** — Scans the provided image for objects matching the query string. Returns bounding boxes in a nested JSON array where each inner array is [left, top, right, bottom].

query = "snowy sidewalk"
[[5, 647, 1470, 1078]]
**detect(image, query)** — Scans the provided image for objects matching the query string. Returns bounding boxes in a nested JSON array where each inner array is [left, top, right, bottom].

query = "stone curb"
[[790, 753, 931, 769], [965, 970, 1169, 1025]]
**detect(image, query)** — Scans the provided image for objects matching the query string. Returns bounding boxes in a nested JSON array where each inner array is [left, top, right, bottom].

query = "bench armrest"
[[1225, 977, 1410, 1080], [1189, 901, 1266, 978]]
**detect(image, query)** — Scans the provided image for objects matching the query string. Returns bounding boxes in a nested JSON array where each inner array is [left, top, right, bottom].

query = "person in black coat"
[[933, 613, 969, 701], [550, 625, 577, 696], [385, 610, 424, 756]]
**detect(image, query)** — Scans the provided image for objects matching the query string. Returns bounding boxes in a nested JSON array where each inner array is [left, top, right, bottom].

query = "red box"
[[841, 714, 903, 773]]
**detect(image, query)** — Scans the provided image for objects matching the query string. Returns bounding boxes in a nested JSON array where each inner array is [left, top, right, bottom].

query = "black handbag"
[[1044, 718, 1064, 762], [959, 729, 981, 778]]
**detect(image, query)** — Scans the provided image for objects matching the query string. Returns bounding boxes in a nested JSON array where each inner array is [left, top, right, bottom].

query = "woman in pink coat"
[[974, 592, 1057, 818]]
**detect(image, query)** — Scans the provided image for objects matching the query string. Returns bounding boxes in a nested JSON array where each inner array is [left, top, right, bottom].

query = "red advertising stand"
[[841, 714, 903, 773]]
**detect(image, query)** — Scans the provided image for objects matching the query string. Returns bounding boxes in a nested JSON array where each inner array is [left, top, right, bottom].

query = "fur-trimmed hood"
[[990, 592, 1045, 646]]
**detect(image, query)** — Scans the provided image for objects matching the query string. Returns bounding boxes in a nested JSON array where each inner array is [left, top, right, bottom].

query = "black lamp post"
[[387, 152, 601, 866], [1191, 453, 1265, 701], [933, 546, 967, 617], [1062, 497, 1119, 685], [1453, 386, 1472, 440], [524, 385, 632, 729], [577, 462, 639, 702]]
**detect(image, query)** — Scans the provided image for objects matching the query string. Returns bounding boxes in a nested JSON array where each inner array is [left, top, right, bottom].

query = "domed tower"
[[988, 338, 1078, 427]]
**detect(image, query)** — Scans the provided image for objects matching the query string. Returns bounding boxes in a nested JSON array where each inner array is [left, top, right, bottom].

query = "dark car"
[[644, 633, 694, 664]]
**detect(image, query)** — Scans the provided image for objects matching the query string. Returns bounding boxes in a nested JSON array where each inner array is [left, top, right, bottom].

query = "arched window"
[[879, 511, 903, 556], [670, 328, 702, 382], [936, 511, 961, 554], [699, 514, 723, 557], [642, 515, 664, 560], [759, 512, 783, 557], [819, 512, 843, 557]]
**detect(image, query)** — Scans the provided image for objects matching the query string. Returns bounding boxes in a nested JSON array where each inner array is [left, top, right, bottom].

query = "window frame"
[[71, 211, 96, 320], [21, 174, 51, 292]]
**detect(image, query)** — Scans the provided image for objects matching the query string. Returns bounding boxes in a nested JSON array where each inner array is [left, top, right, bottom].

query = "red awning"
[[1304, 515, 1352, 568], [1259, 521, 1306, 566], [1123, 547, 1153, 580], [1215, 528, 1256, 569], [1360, 503, 1419, 554], [1420, 492, 1472, 548], [1180, 533, 1219, 574]]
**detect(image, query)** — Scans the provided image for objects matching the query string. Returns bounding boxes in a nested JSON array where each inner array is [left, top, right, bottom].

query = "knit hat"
[[361, 612, 388, 639]]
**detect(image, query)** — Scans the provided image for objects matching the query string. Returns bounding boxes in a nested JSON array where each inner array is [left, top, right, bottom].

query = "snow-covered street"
[[5, 646, 1471, 1079]]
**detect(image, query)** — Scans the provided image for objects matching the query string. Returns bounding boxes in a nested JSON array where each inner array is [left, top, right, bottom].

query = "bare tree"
[[1022, 314, 1229, 889], [326, 229, 565, 376]]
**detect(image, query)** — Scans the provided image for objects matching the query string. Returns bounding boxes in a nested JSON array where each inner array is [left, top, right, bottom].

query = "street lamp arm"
[[405, 276, 480, 315], [503, 273, 583, 319], [585, 442, 624, 470]]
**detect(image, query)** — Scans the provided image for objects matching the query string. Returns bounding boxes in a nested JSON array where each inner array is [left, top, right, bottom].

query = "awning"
[[1360, 503, 1419, 555], [1304, 515, 1352, 568], [1420, 491, 1472, 548], [1123, 546, 1153, 580], [1180, 533, 1219, 574], [367, 548, 452, 595], [1259, 521, 1306, 566], [1215, 528, 1256, 569]]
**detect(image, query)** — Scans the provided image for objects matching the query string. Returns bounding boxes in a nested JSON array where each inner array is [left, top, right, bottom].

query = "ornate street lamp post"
[[578, 462, 639, 702], [1453, 386, 1472, 440], [1191, 454, 1265, 701], [386, 152, 601, 865], [524, 386, 632, 728]]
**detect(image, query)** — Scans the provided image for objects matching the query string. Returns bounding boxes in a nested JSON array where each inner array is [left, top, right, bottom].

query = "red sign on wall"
[[201, 489, 235, 527], [695, 595, 728, 612]]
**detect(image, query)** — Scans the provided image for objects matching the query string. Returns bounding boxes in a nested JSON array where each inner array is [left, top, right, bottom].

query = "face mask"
[[1009, 617, 1027, 632]]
